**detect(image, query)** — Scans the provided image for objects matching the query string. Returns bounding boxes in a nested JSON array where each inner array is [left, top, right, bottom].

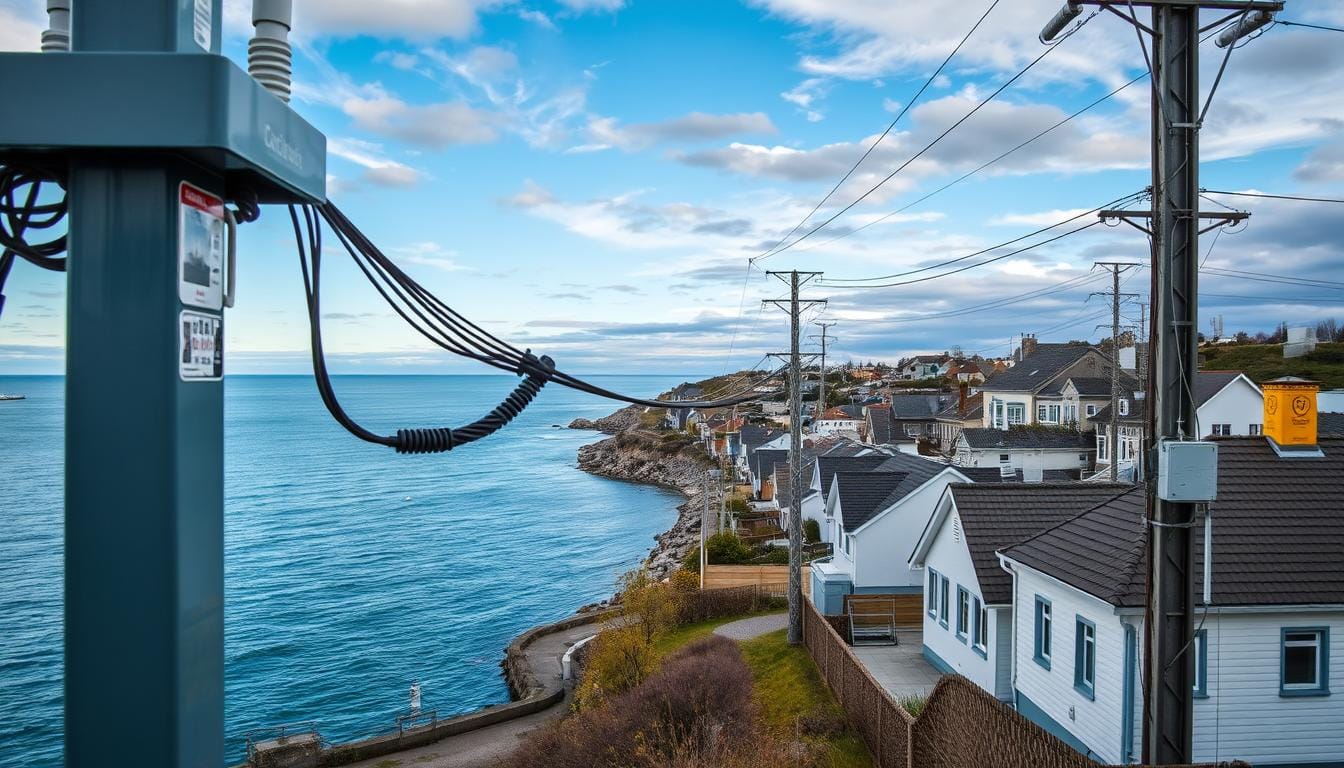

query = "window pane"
[[1285, 644, 1318, 686]]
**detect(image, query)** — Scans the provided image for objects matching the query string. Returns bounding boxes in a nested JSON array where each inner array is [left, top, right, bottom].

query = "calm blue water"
[[0, 374, 686, 766]]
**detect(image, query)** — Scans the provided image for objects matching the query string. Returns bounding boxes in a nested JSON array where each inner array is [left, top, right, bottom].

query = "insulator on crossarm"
[[42, 0, 71, 52]]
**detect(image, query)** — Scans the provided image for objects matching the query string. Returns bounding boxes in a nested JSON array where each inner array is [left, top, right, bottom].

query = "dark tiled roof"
[[946, 483, 1134, 605], [1091, 402, 1145, 424], [936, 391, 983, 421], [891, 393, 951, 419], [837, 404, 865, 419], [1321, 411, 1344, 435], [1065, 374, 1140, 397], [834, 471, 909, 531], [867, 405, 893, 446], [752, 448, 788, 485], [961, 427, 1093, 451], [816, 454, 892, 498], [1195, 370, 1245, 405], [981, 343, 1095, 392], [1003, 437, 1344, 607]]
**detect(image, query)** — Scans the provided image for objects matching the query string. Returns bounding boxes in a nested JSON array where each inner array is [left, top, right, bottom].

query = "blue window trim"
[[1280, 626, 1331, 698], [1033, 595, 1052, 670], [971, 597, 988, 659], [1074, 615, 1097, 700], [956, 586, 970, 643], [939, 575, 950, 629], [1193, 628, 1208, 699], [927, 569, 938, 618]]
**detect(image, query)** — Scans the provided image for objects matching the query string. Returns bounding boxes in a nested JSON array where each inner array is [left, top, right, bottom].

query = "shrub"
[[680, 547, 700, 573], [749, 547, 790, 565], [725, 496, 750, 514], [705, 532, 752, 565], [802, 519, 820, 544], [677, 585, 768, 624], [898, 693, 928, 717], [575, 623, 658, 710], [505, 636, 768, 768]]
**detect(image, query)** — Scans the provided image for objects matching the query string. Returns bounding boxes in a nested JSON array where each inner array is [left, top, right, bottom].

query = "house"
[[898, 355, 950, 380], [732, 425, 784, 484], [953, 427, 1093, 480], [981, 341, 1112, 430], [934, 388, 983, 453], [774, 440, 875, 542], [908, 483, 1132, 702], [1057, 374, 1139, 433], [750, 445, 788, 499], [814, 404, 865, 437], [998, 393, 1344, 765], [945, 360, 986, 384], [1091, 371, 1264, 480], [810, 453, 1009, 614]]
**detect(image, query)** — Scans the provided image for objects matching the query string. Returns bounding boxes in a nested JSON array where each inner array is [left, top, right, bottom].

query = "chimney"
[[1019, 334, 1038, 361], [958, 382, 968, 418], [1263, 377, 1321, 456]]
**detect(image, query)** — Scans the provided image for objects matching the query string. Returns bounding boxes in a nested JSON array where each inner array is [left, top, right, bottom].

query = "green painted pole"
[[65, 3, 227, 766]]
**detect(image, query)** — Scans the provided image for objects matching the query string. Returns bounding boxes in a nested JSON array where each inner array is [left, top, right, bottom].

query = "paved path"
[[344, 619, 601, 768], [712, 612, 788, 640], [852, 628, 943, 699]]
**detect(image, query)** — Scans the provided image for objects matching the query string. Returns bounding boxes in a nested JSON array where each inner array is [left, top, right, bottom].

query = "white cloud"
[[293, 1, 506, 42], [342, 95, 498, 148], [517, 9, 556, 29], [390, 242, 474, 272], [327, 138, 424, 187], [990, 208, 1095, 227], [580, 112, 777, 152], [0, 2, 42, 52], [557, 0, 626, 13]]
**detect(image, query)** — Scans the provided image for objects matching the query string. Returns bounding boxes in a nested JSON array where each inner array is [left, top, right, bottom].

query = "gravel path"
[[712, 612, 788, 640]]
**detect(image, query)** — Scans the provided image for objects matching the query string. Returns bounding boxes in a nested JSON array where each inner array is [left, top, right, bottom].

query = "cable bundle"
[[0, 164, 68, 319], [292, 203, 781, 453]]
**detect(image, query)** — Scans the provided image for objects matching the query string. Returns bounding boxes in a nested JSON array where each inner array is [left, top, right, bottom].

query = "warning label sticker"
[[179, 182, 227, 311], [180, 310, 223, 381], [193, 0, 212, 50]]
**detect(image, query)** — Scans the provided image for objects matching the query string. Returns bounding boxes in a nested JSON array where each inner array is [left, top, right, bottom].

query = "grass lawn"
[[740, 629, 873, 768], [651, 609, 779, 658]]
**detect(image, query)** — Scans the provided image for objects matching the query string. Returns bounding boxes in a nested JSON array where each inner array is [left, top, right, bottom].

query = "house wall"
[[1197, 377, 1264, 436], [957, 446, 1088, 474], [1011, 566, 1128, 764], [919, 504, 1001, 697], [982, 393, 1035, 429], [801, 492, 827, 543], [852, 475, 953, 590], [1128, 611, 1344, 766]]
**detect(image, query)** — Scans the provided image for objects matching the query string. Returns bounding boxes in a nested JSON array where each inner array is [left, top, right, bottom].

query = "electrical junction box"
[[1156, 440, 1218, 502]]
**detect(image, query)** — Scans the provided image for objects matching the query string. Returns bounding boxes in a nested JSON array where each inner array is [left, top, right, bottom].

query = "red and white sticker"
[[179, 182, 227, 311], [180, 310, 223, 381]]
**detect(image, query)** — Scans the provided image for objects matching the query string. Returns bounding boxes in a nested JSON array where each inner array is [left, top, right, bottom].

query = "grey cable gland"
[[43, 0, 70, 52]]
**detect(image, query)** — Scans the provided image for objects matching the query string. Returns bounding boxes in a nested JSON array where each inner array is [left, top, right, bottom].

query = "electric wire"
[[821, 190, 1146, 284], [755, 8, 1098, 262], [752, 0, 1001, 262], [1271, 19, 1344, 34], [1200, 189, 1344, 205]]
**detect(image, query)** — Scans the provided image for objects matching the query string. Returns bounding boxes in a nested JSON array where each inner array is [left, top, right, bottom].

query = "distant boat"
[[0, 394, 25, 401]]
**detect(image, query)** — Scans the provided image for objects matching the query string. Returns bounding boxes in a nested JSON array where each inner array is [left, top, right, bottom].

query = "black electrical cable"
[[292, 204, 558, 454], [0, 165, 69, 321], [313, 200, 784, 410]]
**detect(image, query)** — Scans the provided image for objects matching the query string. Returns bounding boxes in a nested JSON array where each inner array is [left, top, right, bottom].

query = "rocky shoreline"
[[571, 411, 712, 582]]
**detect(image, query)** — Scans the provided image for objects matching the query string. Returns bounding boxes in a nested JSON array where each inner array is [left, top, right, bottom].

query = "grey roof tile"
[[835, 471, 910, 531], [981, 343, 1095, 392], [961, 427, 1094, 450]]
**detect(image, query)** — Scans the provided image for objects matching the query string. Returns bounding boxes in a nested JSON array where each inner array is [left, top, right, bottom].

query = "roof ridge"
[[1000, 486, 1137, 556]]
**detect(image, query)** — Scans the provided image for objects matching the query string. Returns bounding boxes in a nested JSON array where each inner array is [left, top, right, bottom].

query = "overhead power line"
[[1271, 19, 1344, 34], [821, 190, 1146, 284], [756, 7, 1097, 262], [753, 0, 1002, 262], [1201, 189, 1344, 204]]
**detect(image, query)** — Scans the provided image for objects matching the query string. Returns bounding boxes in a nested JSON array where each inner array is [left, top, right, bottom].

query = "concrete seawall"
[[235, 609, 614, 768]]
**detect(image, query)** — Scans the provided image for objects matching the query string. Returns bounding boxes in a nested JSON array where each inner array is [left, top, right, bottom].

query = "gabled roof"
[[1002, 437, 1344, 607], [821, 405, 863, 421], [816, 454, 892, 497], [1321, 411, 1344, 435], [833, 471, 909, 531], [866, 405, 893, 446], [890, 393, 950, 419], [1194, 370, 1249, 405], [936, 391, 984, 421], [960, 427, 1093, 451], [915, 483, 1133, 605], [1063, 374, 1140, 397], [752, 448, 788, 484], [981, 343, 1096, 392]]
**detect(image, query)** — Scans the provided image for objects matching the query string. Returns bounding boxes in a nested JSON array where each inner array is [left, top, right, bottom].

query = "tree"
[[1317, 318, 1341, 343]]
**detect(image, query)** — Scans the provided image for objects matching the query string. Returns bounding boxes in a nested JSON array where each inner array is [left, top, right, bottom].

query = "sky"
[[2, 0, 1343, 375]]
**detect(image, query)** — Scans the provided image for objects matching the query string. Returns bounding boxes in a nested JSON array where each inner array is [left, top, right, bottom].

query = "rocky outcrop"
[[576, 430, 714, 581], [568, 404, 644, 434]]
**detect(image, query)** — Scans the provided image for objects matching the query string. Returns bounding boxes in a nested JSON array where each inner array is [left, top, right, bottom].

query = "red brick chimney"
[[958, 381, 968, 418], [1019, 334, 1038, 361]]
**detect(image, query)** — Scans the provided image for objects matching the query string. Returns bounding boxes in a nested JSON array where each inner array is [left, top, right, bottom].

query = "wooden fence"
[[801, 599, 1243, 768], [702, 564, 810, 594]]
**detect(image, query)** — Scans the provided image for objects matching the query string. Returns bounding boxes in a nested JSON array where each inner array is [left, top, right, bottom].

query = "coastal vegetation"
[[504, 569, 871, 768], [1199, 341, 1344, 388]]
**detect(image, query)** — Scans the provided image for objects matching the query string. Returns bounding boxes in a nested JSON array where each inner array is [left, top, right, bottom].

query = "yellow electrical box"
[[1263, 377, 1319, 446]]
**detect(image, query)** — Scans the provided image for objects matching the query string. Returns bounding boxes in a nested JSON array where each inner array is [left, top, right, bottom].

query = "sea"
[[0, 374, 689, 767]]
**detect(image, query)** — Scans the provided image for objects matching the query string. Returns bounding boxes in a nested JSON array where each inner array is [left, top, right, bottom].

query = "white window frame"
[[1249, 423, 1262, 436], [1086, 404, 1099, 417], [1097, 433, 1109, 461], [1006, 403, 1026, 426], [973, 602, 988, 652]]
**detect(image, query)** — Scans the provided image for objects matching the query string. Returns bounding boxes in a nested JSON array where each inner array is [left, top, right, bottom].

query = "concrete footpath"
[[343, 619, 600, 768]]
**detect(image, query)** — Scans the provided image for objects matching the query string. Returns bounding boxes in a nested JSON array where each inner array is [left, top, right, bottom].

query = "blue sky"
[[2, 0, 1343, 375]]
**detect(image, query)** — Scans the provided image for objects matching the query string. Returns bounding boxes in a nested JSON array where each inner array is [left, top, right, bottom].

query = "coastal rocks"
[[568, 404, 644, 434], [576, 432, 711, 581]]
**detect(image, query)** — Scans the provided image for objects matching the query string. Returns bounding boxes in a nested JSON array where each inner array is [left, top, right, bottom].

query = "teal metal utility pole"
[[0, 1, 324, 764]]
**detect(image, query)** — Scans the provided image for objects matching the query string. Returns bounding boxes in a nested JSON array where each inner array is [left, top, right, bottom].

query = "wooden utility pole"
[[813, 321, 837, 421], [1042, 1, 1277, 761], [765, 271, 824, 644]]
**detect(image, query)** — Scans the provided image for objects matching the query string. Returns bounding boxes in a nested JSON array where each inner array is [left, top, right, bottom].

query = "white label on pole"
[[193, 0, 212, 51], [180, 310, 224, 381], [179, 182, 226, 311]]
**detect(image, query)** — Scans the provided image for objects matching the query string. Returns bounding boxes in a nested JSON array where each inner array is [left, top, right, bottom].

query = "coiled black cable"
[[0, 165, 68, 320], [292, 204, 555, 454]]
